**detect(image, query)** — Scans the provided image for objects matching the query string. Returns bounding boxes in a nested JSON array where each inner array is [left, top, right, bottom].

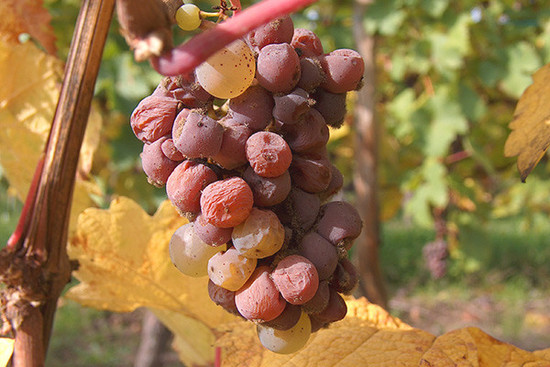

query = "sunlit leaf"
[[0, 36, 102, 232], [66, 197, 238, 366], [504, 63, 550, 181], [0, 338, 14, 367], [0, 0, 57, 54]]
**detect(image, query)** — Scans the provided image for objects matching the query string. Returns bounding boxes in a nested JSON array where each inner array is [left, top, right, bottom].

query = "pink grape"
[[166, 160, 217, 215], [272, 255, 319, 305], [235, 266, 286, 322], [140, 136, 179, 187], [246, 131, 292, 178], [131, 95, 178, 143], [256, 43, 301, 94], [200, 177, 254, 228]]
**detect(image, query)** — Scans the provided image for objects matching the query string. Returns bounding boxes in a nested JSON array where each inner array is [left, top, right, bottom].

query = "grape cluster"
[[131, 15, 364, 354]]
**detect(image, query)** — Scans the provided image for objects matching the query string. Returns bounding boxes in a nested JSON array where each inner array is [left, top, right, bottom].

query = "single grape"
[[247, 15, 294, 52], [200, 177, 254, 228], [242, 166, 291, 207], [282, 108, 329, 153], [331, 258, 359, 294], [235, 266, 286, 322], [256, 311, 311, 354], [291, 28, 323, 57], [309, 287, 347, 323], [272, 255, 319, 305], [208, 247, 257, 291], [195, 39, 256, 99], [316, 201, 362, 249], [208, 279, 241, 316], [272, 88, 311, 125], [193, 213, 233, 246], [256, 43, 301, 94], [273, 187, 320, 233], [246, 131, 292, 178], [228, 85, 274, 131], [301, 280, 330, 314], [211, 115, 253, 170], [297, 57, 324, 92], [289, 151, 332, 193], [131, 95, 179, 143], [173, 110, 223, 159], [319, 164, 344, 200], [298, 232, 339, 281], [175, 4, 201, 31], [312, 89, 347, 128], [169, 223, 226, 277], [260, 303, 302, 331], [319, 49, 365, 93], [232, 208, 285, 258], [140, 136, 179, 187], [166, 160, 217, 215], [154, 73, 213, 109], [160, 138, 184, 162]]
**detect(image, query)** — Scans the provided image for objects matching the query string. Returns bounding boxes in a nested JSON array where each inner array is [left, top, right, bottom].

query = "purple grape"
[[194, 213, 233, 246], [282, 108, 329, 153], [312, 89, 347, 128], [259, 303, 302, 331], [310, 287, 347, 323], [208, 279, 241, 316], [320, 49, 365, 93], [330, 258, 359, 294], [243, 166, 291, 207], [289, 151, 332, 193], [228, 86, 274, 131], [140, 136, 179, 187], [173, 110, 223, 159], [256, 43, 301, 94], [160, 138, 184, 162], [316, 201, 362, 249], [247, 16, 294, 52], [291, 28, 324, 57], [297, 57, 325, 92], [298, 232, 339, 280], [272, 88, 311, 125], [302, 280, 330, 314], [211, 115, 253, 170], [153, 72, 213, 108]]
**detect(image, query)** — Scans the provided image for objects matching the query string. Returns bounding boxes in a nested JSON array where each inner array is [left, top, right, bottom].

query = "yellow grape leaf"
[[216, 298, 550, 366], [66, 197, 238, 366], [0, 38, 102, 232], [0, 338, 14, 367], [0, 0, 57, 55], [504, 63, 550, 182]]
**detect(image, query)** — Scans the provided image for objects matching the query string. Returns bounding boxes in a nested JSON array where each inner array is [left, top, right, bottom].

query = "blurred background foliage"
[[2, 0, 550, 361]]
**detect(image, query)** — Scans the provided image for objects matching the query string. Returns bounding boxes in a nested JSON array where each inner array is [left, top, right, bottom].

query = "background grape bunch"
[[130, 14, 365, 354]]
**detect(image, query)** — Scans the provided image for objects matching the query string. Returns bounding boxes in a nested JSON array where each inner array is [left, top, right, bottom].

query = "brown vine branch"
[[0, 1, 114, 366]]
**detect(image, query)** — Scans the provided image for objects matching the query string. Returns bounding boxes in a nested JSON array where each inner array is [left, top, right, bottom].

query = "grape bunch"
[[130, 15, 364, 354]]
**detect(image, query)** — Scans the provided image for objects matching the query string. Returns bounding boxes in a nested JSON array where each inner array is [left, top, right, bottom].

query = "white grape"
[[169, 222, 226, 277], [195, 39, 256, 99], [257, 311, 312, 354], [232, 208, 285, 258], [176, 4, 201, 31]]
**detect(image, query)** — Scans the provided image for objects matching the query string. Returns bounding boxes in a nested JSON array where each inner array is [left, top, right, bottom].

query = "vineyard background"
[[1, 0, 550, 365]]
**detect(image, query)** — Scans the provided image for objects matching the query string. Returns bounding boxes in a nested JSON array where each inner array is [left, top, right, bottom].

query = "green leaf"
[[500, 42, 542, 98], [363, 0, 406, 36], [477, 60, 504, 88], [458, 82, 487, 121], [424, 87, 468, 157], [430, 13, 471, 73], [420, 0, 449, 17]]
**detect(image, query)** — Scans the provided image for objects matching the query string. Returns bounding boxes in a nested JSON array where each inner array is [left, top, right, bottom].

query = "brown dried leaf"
[[0, 0, 57, 54], [504, 63, 550, 181]]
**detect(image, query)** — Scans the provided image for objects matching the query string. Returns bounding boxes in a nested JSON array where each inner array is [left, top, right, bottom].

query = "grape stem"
[[151, 0, 318, 76]]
